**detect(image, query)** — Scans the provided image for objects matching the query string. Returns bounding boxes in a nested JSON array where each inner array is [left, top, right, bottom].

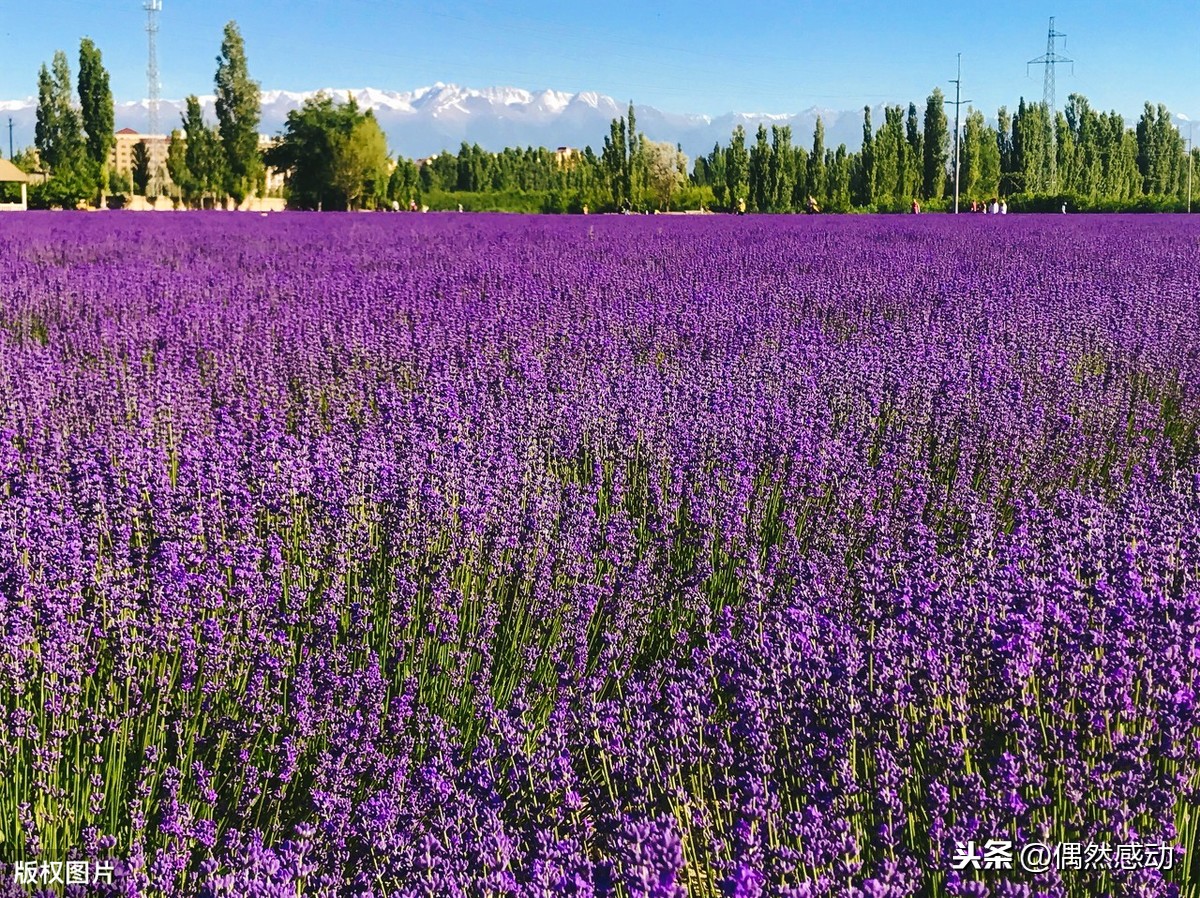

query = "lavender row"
[[0, 213, 1198, 897]]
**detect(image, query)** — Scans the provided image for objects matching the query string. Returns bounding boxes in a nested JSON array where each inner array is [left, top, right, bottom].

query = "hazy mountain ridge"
[[1, 83, 878, 161]]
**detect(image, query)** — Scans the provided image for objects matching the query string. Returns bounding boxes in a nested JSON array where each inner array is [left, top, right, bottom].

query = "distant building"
[[110, 128, 171, 194], [258, 134, 286, 195], [554, 146, 582, 168], [109, 129, 286, 199], [0, 159, 29, 211]]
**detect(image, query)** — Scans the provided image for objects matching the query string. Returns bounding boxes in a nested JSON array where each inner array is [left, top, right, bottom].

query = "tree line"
[[687, 90, 1195, 213], [6, 25, 1196, 213], [372, 90, 1198, 214]]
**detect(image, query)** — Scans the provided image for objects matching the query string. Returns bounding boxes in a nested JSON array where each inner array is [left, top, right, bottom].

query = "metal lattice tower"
[[1027, 16, 1072, 188], [145, 0, 162, 136]]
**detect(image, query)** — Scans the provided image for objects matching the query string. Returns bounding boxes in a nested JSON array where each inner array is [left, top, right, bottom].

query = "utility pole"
[[7, 118, 12, 160], [946, 53, 971, 214], [1027, 17, 1072, 191]]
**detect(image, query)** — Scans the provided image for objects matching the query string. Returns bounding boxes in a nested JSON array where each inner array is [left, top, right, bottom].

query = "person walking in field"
[[737, 198, 746, 215], [1000, 199, 1007, 214], [911, 198, 920, 214]]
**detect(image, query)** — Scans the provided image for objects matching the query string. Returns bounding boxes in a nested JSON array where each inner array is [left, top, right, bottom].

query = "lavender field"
[[0, 212, 1198, 897]]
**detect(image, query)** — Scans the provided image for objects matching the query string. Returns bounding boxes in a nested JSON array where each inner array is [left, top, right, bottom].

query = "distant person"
[[911, 198, 920, 214], [457, 203, 464, 213], [970, 200, 978, 213], [582, 204, 589, 215], [391, 200, 400, 212], [1000, 199, 1007, 214], [990, 199, 999, 214], [409, 199, 418, 212], [1062, 201, 1067, 214], [737, 198, 746, 216], [806, 195, 820, 214]]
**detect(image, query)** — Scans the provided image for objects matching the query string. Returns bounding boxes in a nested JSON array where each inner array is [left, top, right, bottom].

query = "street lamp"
[[1177, 113, 1194, 213]]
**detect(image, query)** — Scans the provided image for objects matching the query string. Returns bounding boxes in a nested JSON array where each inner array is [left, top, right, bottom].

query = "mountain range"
[[0, 83, 879, 162]]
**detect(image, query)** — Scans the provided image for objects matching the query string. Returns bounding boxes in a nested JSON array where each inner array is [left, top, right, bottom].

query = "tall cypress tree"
[[214, 21, 262, 204], [78, 38, 114, 196]]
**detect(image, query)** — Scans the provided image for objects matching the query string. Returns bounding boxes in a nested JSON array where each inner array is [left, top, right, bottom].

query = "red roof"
[[116, 127, 139, 135]]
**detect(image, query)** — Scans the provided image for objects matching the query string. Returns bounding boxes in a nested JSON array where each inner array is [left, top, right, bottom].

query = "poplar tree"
[[214, 21, 262, 204], [808, 118, 826, 203], [748, 123, 771, 211], [78, 37, 114, 194], [922, 88, 949, 200], [724, 125, 749, 210], [35, 51, 84, 172], [854, 106, 874, 206]]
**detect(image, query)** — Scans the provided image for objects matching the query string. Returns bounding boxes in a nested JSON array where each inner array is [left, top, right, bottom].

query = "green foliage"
[[332, 114, 391, 210], [266, 93, 389, 210], [162, 97, 228, 208], [214, 21, 262, 204], [77, 37, 114, 184], [724, 125, 749, 211], [642, 139, 688, 210], [748, 124, 771, 212], [808, 118, 826, 204], [923, 89, 949, 200], [131, 142, 151, 195], [768, 126, 795, 212], [26, 159, 97, 209], [35, 51, 85, 174]]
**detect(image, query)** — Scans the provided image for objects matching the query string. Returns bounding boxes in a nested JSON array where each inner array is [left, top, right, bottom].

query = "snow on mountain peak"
[[1, 82, 872, 161]]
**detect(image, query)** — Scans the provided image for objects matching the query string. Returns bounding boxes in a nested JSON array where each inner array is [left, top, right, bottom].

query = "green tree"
[[182, 95, 226, 207], [768, 125, 794, 212], [643, 139, 687, 210], [872, 106, 906, 206], [905, 102, 923, 198], [960, 109, 1000, 202], [705, 142, 727, 206], [214, 21, 262, 204], [265, 93, 386, 210], [332, 112, 390, 209], [77, 37, 114, 197], [996, 106, 1017, 196], [35, 51, 84, 173], [601, 115, 627, 207], [748, 123, 771, 211], [922, 89, 949, 200], [625, 101, 642, 207], [854, 106, 874, 206], [725, 125, 749, 211], [387, 157, 420, 205], [808, 118, 826, 204], [132, 141, 151, 195]]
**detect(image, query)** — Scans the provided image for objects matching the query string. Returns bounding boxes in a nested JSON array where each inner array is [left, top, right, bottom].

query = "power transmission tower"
[[145, 0, 163, 195], [1027, 16, 1072, 190], [145, 0, 162, 134], [945, 53, 971, 214]]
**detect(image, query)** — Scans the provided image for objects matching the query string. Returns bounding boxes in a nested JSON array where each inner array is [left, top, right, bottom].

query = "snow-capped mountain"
[[1, 84, 876, 161]]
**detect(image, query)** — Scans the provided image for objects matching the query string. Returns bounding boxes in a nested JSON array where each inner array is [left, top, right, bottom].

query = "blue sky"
[[1, 0, 1197, 122]]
